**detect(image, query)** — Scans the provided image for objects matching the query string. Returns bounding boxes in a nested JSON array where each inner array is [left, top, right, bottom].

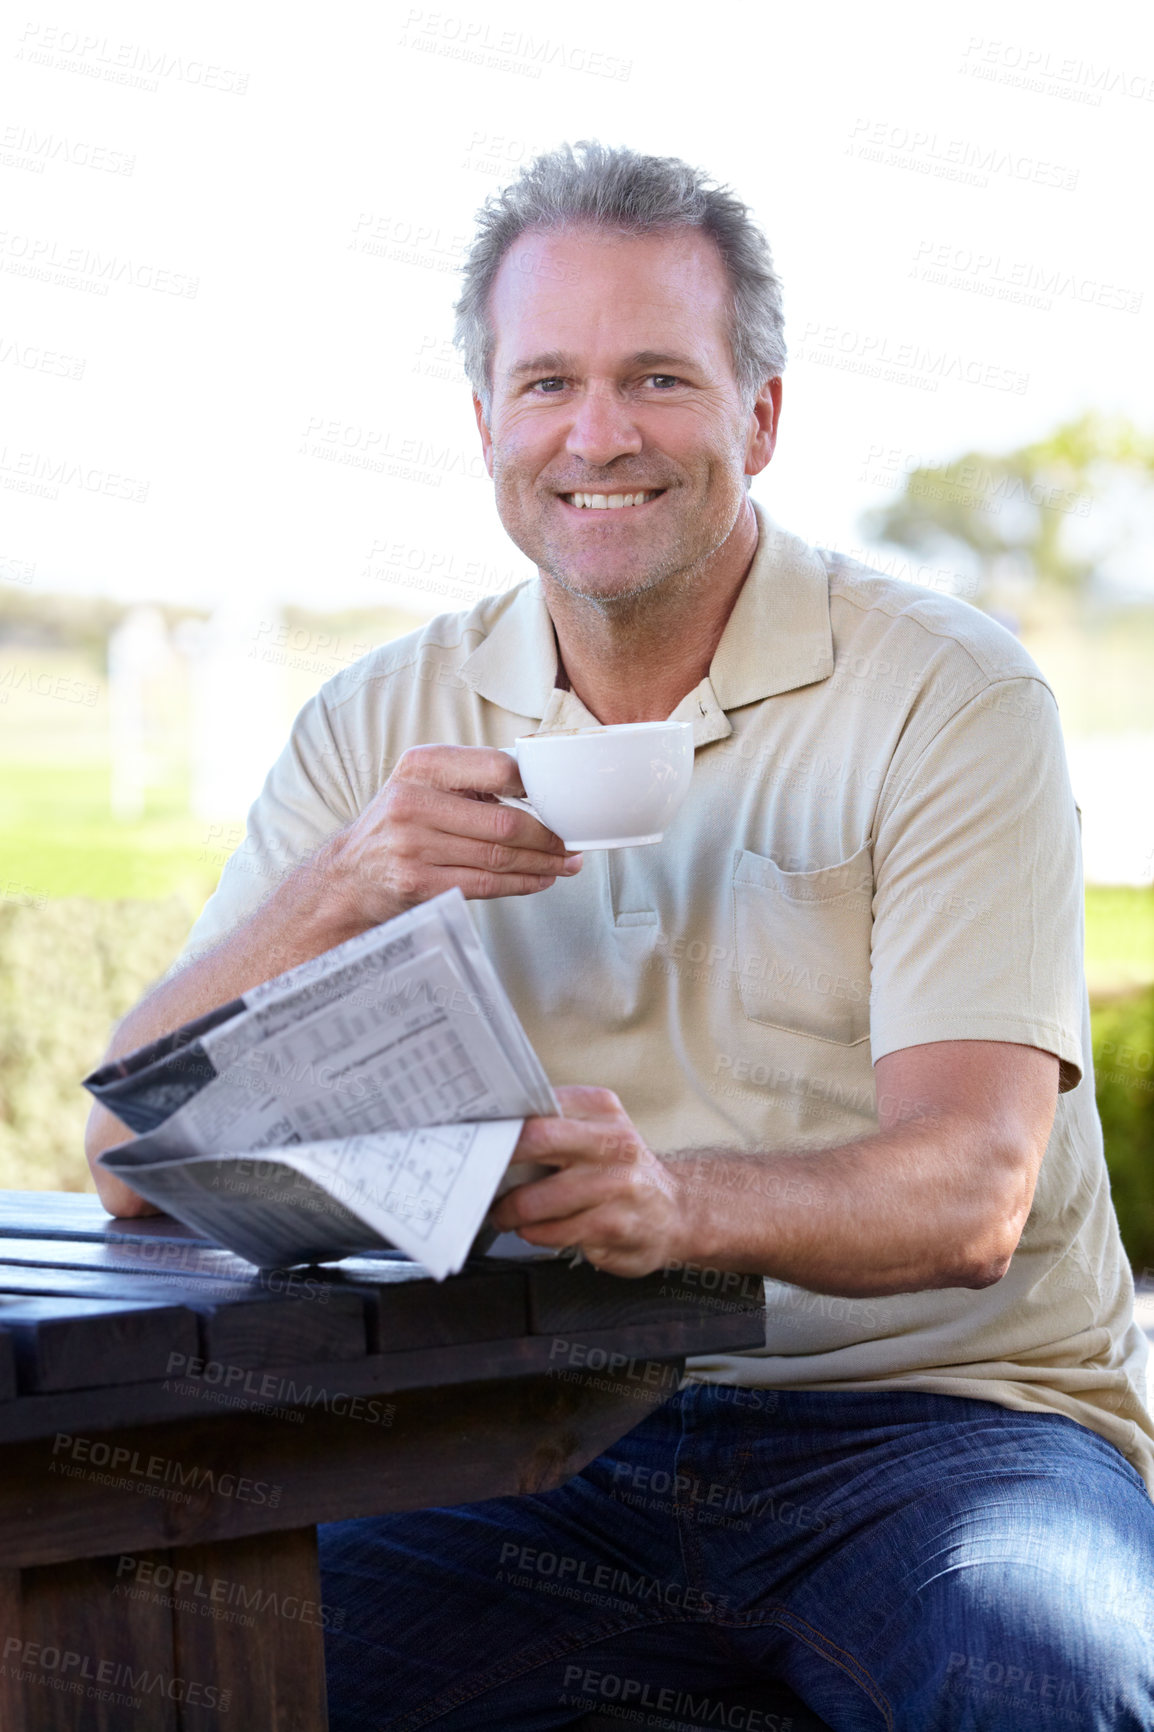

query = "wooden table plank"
[[0, 1238, 279, 1284], [0, 1248, 535, 1357], [0, 1304, 762, 1445], [191, 1291, 368, 1371], [523, 1257, 765, 1332], [0, 1238, 764, 1362], [0, 1264, 371, 1373], [0, 1265, 253, 1306], [0, 1298, 200, 1395], [0, 1235, 505, 1297], [0, 1365, 685, 1570], [0, 1255, 532, 1355], [0, 1191, 211, 1247], [0, 1192, 404, 1258], [336, 1259, 528, 1351], [0, 1238, 459, 1301]]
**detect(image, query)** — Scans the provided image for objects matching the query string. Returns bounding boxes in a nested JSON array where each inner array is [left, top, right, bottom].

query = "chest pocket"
[[733, 842, 874, 1045]]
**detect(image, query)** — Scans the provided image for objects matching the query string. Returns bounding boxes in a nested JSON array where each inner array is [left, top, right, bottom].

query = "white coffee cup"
[[499, 719, 694, 850]]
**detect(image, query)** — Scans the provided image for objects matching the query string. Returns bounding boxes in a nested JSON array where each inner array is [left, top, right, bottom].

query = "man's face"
[[474, 226, 779, 603]]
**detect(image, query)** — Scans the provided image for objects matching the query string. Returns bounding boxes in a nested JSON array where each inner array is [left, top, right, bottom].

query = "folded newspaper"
[[85, 890, 559, 1278]]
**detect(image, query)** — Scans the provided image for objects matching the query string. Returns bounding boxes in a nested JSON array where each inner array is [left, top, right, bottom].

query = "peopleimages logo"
[[114, 1555, 347, 1631], [847, 117, 1079, 190], [794, 322, 1029, 395], [911, 240, 1142, 315], [50, 1432, 282, 1507], [397, 10, 632, 81], [0, 446, 148, 502], [559, 1666, 791, 1729], [2, 1638, 230, 1713], [15, 22, 249, 95], [498, 1543, 731, 1614], [0, 230, 198, 297], [0, 336, 86, 380], [959, 37, 1154, 106], [0, 666, 99, 706], [0, 121, 135, 175]]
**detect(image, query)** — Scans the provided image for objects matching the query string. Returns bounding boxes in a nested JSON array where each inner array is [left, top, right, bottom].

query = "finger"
[[511, 1205, 629, 1254], [514, 1117, 639, 1167], [393, 743, 528, 799], [551, 1085, 627, 1121], [492, 1163, 622, 1229], [406, 865, 562, 901], [431, 798, 579, 864], [511, 1119, 599, 1168], [511, 1209, 666, 1281], [430, 830, 584, 880], [403, 785, 575, 859]]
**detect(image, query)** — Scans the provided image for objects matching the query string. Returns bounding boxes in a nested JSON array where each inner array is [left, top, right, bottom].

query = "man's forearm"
[[666, 1116, 1030, 1298]]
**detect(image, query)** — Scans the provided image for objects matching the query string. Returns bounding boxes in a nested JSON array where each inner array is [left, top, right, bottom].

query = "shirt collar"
[[709, 502, 834, 710], [458, 500, 833, 746], [458, 578, 560, 720]]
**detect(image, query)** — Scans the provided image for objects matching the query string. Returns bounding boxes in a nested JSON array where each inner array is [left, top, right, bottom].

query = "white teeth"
[[566, 491, 658, 509]]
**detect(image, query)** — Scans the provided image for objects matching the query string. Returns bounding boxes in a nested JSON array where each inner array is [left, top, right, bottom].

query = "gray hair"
[[454, 140, 786, 417]]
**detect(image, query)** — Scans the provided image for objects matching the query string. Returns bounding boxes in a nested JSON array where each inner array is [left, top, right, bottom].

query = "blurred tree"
[[861, 413, 1154, 605]]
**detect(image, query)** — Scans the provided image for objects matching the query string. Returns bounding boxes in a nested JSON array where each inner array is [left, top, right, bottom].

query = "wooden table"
[[0, 1191, 768, 1731]]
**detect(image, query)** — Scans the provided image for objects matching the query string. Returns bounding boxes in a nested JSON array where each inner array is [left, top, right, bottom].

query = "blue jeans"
[[319, 1385, 1154, 1731]]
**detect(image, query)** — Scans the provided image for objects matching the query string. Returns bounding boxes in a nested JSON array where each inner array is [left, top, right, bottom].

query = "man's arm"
[[489, 1040, 1060, 1293], [86, 744, 582, 1215]]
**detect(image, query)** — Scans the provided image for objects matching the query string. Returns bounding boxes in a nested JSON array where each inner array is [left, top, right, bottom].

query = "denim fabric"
[[319, 1386, 1154, 1731]]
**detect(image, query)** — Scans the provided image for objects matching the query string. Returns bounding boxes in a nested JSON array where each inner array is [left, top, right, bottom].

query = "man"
[[87, 144, 1154, 1729]]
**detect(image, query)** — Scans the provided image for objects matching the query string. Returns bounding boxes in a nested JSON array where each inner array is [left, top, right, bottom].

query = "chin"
[[548, 564, 672, 605]]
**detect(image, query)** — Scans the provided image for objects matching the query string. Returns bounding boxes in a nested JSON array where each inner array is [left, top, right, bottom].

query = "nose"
[[565, 385, 644, 468]]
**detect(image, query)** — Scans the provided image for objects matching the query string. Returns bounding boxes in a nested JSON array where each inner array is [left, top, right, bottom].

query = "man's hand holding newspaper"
[[84, 890, 558, 1278]]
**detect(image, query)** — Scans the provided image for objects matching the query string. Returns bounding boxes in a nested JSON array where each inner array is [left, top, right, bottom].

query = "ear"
[[744, 376, 782, 479], [473, 394, 495, 478]]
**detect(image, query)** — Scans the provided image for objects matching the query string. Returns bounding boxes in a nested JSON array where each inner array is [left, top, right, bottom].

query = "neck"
[[541, 499, 759, 724]]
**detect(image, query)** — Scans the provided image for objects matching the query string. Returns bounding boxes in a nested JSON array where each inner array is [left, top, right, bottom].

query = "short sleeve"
[[175, 691, 359, 967], [869, 676, 1085, 1091]]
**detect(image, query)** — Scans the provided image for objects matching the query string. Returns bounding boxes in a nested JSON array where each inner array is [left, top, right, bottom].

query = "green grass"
[[1083, 886, 1154, 997], [0, 763, 220, 905]]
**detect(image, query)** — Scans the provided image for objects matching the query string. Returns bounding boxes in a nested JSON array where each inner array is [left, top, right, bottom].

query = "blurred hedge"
[[0, 898, 1151, 1275], [1091, 986, 1154, 1274], [0, 897, 194, 1190]]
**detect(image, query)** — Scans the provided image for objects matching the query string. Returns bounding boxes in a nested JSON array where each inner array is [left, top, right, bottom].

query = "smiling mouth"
[[559, 490, 665, 510]]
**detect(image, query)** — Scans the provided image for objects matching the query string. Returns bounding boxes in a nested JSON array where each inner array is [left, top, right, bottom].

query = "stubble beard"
[[492, 458, 744, 623]]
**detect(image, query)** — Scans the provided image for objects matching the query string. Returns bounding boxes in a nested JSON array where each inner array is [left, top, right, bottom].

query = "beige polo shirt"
[[181, 504, 1154, 1495]]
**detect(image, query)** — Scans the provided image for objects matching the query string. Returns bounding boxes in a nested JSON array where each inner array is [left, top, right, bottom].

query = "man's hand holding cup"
[[320, 743, 583, 929]]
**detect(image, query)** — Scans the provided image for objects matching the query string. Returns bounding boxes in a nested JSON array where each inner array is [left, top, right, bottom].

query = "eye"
[[531, 376, 567, 393], [645, 374, 681, 389]]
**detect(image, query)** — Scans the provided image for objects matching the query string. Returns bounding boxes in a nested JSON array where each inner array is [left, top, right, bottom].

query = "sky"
[[2, 0, 1153, 614]]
